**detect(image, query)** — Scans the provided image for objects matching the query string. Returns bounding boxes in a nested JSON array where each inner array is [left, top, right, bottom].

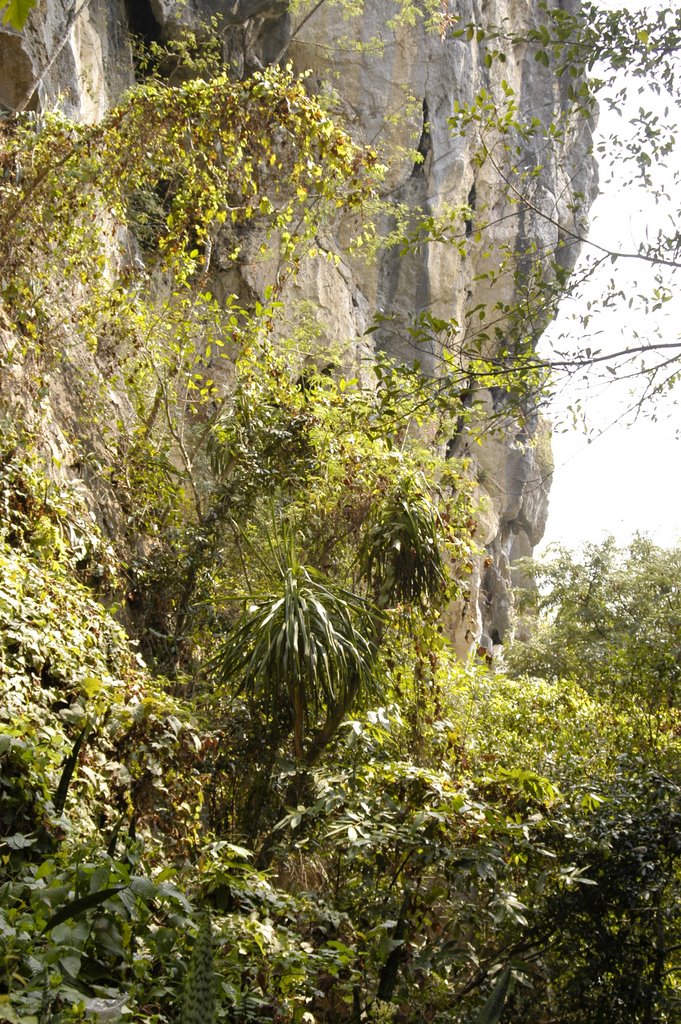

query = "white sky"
[[538, 0, 681, 552]]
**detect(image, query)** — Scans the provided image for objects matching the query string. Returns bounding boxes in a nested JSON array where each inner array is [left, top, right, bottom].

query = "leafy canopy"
[[509, 537, 681, 713], [1, 4, 681, 1023]]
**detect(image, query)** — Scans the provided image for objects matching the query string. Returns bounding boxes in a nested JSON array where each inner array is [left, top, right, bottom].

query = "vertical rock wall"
[[0, 0, 596, 651], [260, 0, 595, 652], [0, 1, 132, 117]]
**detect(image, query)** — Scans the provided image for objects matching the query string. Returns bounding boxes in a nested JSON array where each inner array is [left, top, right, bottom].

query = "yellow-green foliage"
[[445, 666, 638, 784], [0, 66, 380, 348], [0, 441, 206, 853]]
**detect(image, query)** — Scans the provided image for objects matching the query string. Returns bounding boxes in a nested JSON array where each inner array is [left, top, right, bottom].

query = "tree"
[[0, 59, 385, 671], [507, 537, 681, 741], [538, 759, 681, 1024], [2, 9, 681, 1020], [359, 476, 448, 610], [477, 2, 681, 420]]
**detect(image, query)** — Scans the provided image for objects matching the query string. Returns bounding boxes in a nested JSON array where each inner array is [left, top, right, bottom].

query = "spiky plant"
[[359, 478, 447, 610], [181, 912, 215, 1024], [211, 527, 379, 761]]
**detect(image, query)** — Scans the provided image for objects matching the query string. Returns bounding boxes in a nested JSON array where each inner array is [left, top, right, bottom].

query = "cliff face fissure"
[[0, 0, 595, 653], [411, 98, 431, 177]]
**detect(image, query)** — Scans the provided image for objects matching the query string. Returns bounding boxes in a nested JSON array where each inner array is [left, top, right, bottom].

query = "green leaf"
[[181, 914, 215, 1024], [130, 876, 156, 899], [223, 843, 253, 859], [41, 886, 125, 933], [58, 954, 82, 978], [475, 965, 512, 1024], [0, 1006, 38, 1024], [0, 0, 35, 30], [2, 833, 37, 850], [53, 724, 90, 814]]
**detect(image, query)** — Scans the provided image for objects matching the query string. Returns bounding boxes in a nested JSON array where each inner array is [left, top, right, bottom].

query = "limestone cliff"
[[0, 0, 596, 651]]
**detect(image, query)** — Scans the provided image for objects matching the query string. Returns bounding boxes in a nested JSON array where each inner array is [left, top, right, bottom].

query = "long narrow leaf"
[[41, 886, 126, 933], [211, 527, 379, 756], [53, 724, 90, 815], [474, 965, 512, 1024]]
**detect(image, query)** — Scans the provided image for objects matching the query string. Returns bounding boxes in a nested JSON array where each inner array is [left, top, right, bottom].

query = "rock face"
[[0, 1, 132, 117], [277, 0, 596, 651], [0, 0, 596, 651]]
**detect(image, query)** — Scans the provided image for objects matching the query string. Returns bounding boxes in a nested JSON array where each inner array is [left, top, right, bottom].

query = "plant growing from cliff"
[[144, 330, 477, 680], [444, 2, 681, 422], [5, 8, 681, 1021], [0, 63, 380, 452], [321, 0, 680, 428], [1, 66, 379, 272], [0, 61, 386, 667]]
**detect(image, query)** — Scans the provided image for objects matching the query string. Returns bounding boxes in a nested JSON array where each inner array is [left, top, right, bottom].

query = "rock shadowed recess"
[[0, 0, 596, 652], [150, 0, 291, 73]]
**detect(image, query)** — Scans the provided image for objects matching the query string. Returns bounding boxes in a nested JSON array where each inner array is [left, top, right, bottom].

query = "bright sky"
[[538, 0, 681, 552]]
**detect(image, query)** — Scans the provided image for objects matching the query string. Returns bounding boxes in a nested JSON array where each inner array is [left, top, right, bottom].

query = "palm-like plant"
[[359, 478, 447, 610], [211, 529, 379, 761]]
